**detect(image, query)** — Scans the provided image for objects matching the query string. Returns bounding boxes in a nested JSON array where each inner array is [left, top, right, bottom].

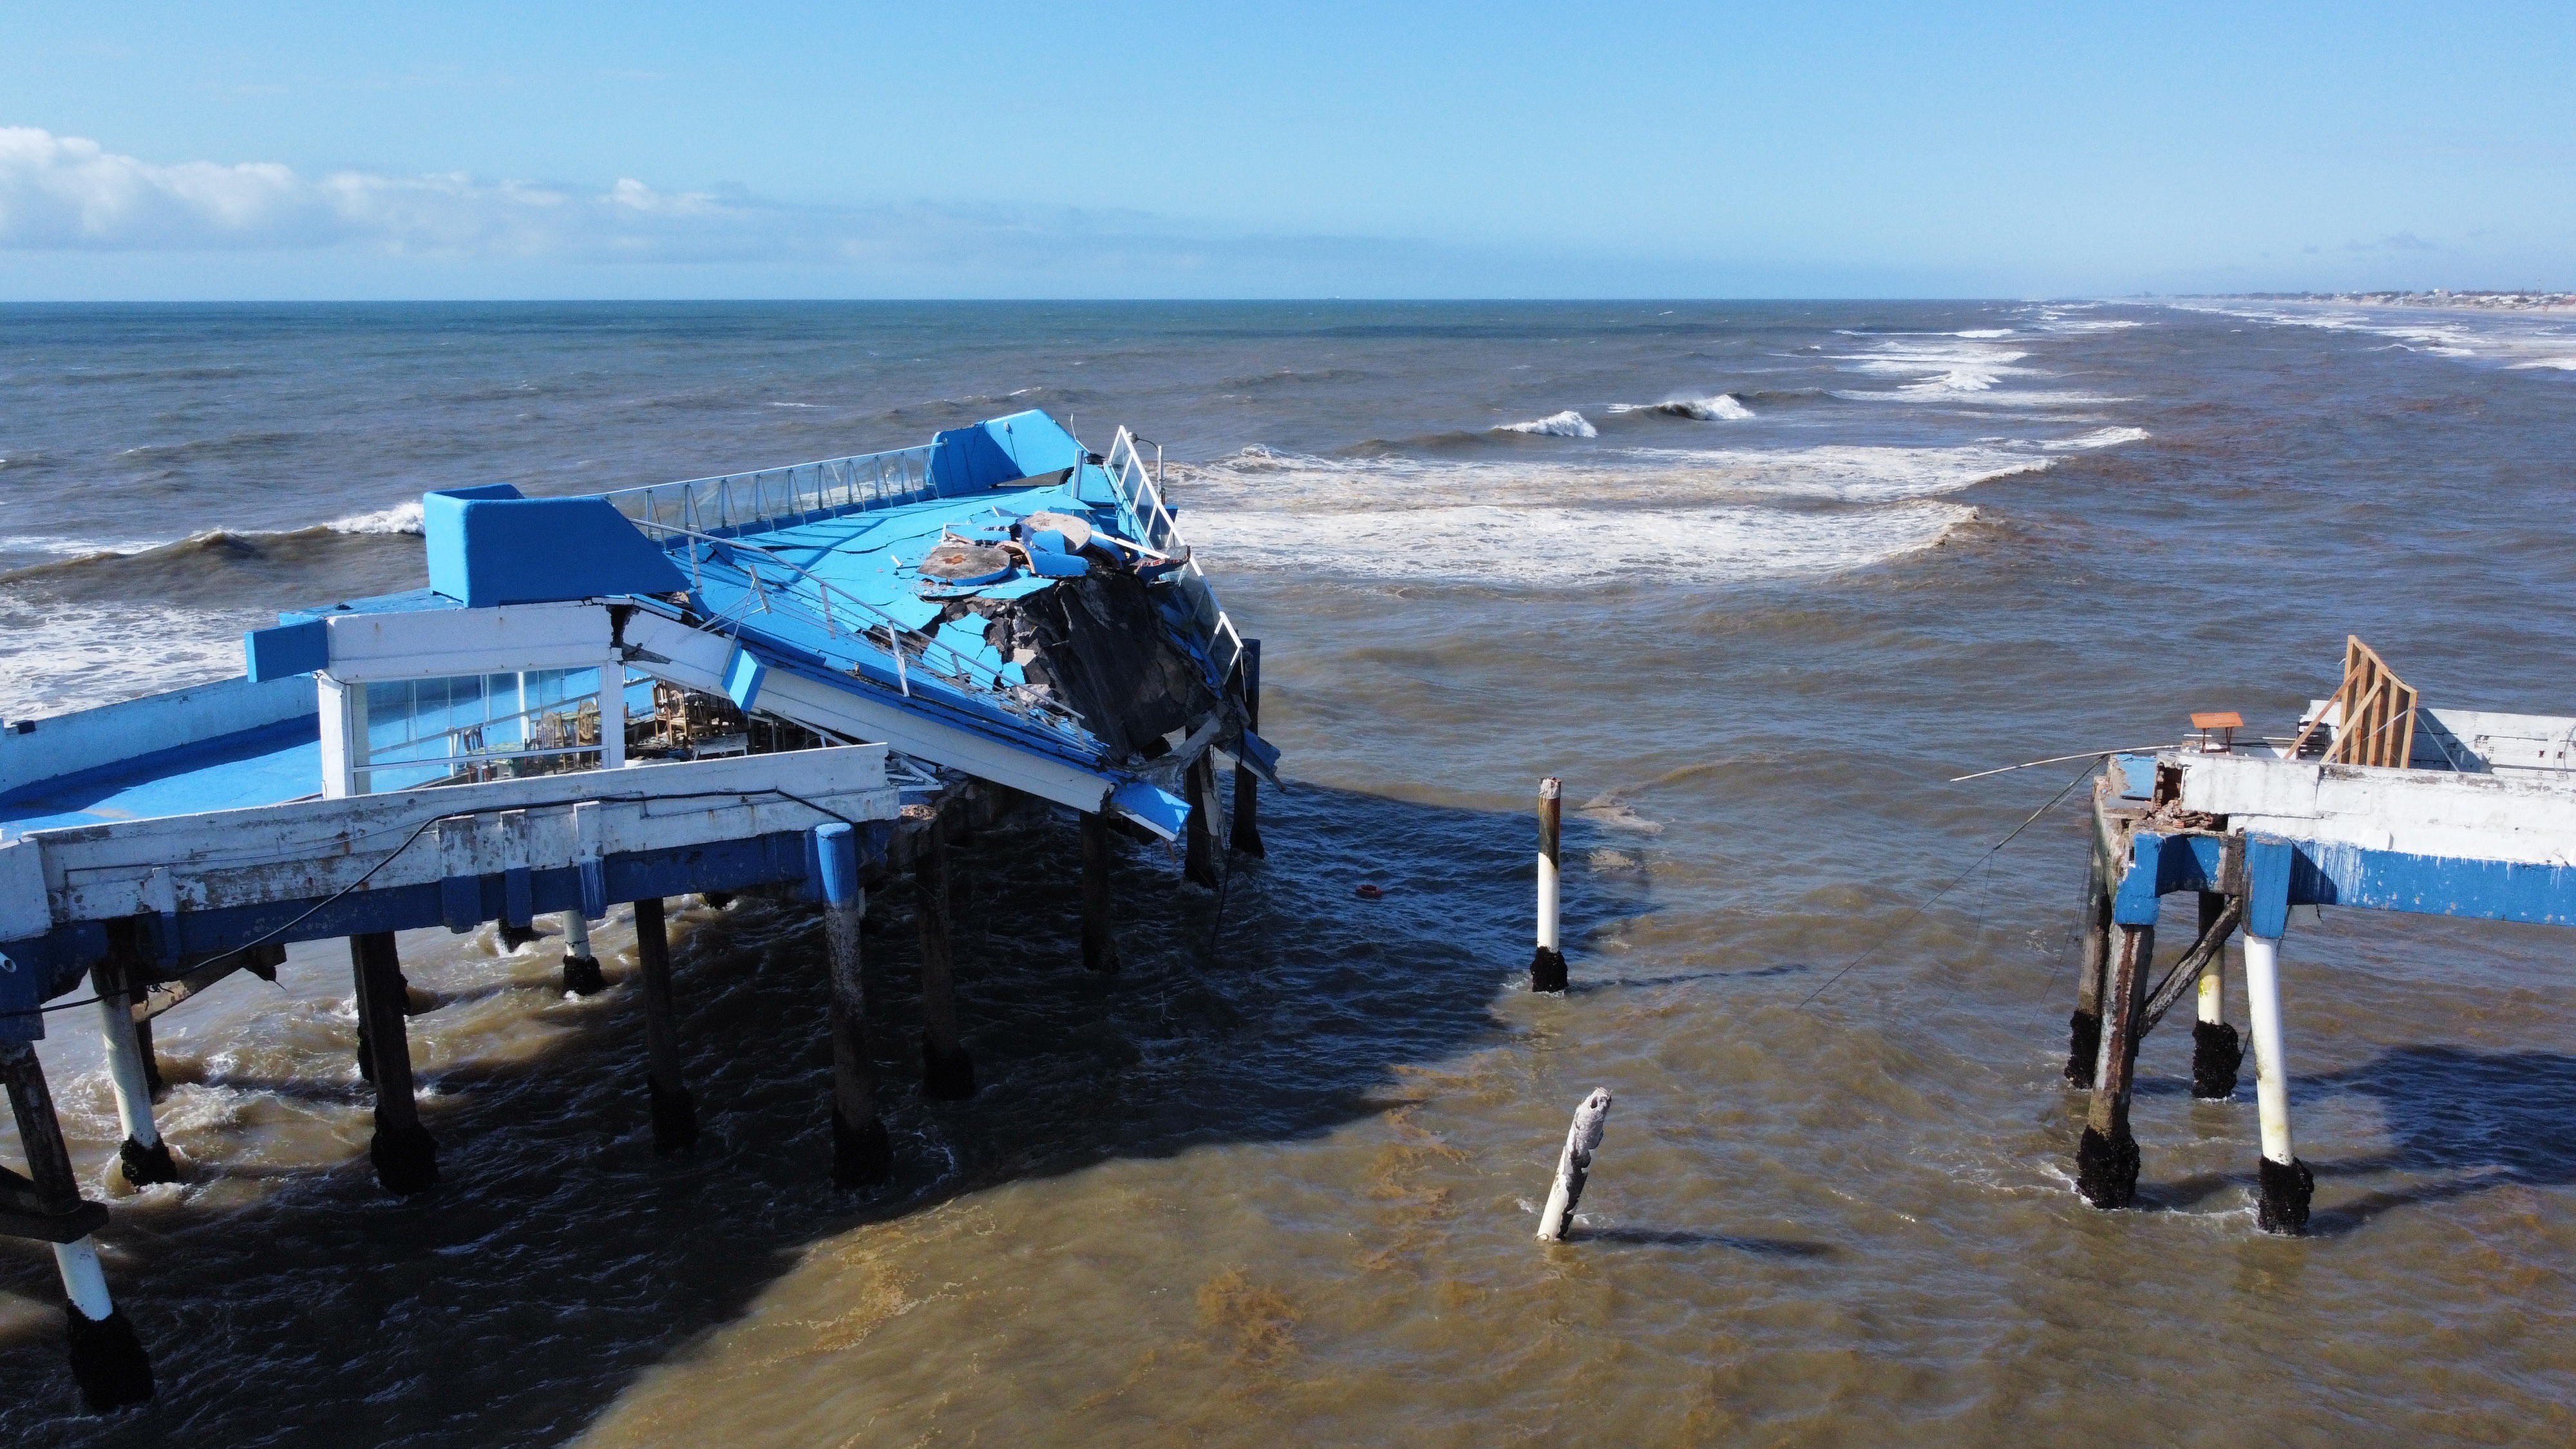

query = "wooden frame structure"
[[2288, 636, 2418, 768]]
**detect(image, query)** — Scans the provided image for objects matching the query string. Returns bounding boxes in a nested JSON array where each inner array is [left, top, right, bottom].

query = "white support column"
[[318, 676, 370, 799], [93, 996, 160, 1153], [2242, 931, 2313, 1232], [558, 907, 605, 996], [53, 1239, 114, 1321], [2242, 934, 2293, 1166], [598, 659, 627, 770], [90, 945, 178, 1186]]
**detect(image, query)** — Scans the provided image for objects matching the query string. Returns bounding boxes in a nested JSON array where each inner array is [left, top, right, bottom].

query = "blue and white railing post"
[[815, 823, 891, 1186]]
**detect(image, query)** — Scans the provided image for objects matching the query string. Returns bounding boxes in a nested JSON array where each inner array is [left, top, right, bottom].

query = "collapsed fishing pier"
[[0, 411, 1277, 1410], [2062, 639, 2576, 1231]]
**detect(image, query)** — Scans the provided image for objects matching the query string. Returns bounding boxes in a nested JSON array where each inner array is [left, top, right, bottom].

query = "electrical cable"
[[1797, 756, 2100, 1010]]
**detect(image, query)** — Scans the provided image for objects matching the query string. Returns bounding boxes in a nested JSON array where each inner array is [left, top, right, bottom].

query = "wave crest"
[[1609, 393, 1755, 421], [1494, 410, 1596, 438]]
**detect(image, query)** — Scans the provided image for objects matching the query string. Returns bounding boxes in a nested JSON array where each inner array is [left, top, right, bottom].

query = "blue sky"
[[3, 1, 2570, 299]]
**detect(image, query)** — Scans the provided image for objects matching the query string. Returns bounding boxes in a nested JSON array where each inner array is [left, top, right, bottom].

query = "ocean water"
[[2, 299, 2574, 1444]]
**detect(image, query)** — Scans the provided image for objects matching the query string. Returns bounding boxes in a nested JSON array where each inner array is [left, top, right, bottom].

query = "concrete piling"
[[2065, 831, 2113, 1088], [1531, 777, 1567, 993], [913, 829, 977, 1100], [1081, 810, 1120, 973], [90, 928, 176, 1187], [350, 932, 439, 1195], [2191, 890, 2244, 1100], [630, 898, 699, 1152], [2076, 922, 2153, 1209], [2243, 932, 2312, 1232], [1, 1044, 152, 1410], [1184, 753, 1222, 889], [817, 824, 891, 1186], [559, 908, 606, 996], [1229, 638, 1266, 857], [1536, 1087, 1613, 1241]]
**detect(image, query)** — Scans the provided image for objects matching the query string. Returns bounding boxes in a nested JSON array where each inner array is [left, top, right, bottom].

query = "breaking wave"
[[328, 500, 426, 535], [2042, 426, 2150, 450], [1493, 410, 1597, 439], [1607, 393, 1756, 421]]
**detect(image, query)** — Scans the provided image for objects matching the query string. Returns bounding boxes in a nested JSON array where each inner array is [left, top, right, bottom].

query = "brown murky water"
[[4, 301, 2574, 1444]]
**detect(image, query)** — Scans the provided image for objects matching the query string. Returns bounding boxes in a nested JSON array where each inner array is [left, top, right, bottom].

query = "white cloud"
[[0, 127, 770, 258]]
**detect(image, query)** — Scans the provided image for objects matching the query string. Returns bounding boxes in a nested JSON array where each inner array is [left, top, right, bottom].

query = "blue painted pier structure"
[[0, 412, 1275, 1410], [2062, 683, 2576, 1233]]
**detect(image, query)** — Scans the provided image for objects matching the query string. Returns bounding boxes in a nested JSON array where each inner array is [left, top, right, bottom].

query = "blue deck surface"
[[0, 717, 321, 837], [666, 477, 1160, 760]]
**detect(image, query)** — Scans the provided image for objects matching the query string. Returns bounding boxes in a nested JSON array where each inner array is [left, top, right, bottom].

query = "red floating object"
[[1354, 884, 1385, 900]]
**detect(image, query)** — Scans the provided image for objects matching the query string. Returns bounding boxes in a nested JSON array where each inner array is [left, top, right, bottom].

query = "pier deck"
[[2060, 640, 2576, 1231], [0, 408, 1274, 1411]]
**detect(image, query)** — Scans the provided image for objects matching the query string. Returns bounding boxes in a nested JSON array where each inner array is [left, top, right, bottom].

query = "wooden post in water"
[[631, 898, 699, 1152], [817, 824, 891, 1186], [1531, 778, 1567, 993], [1183, 753, 1222, 889], [913, 828, 977, 1099], [559, 908, 606, 996], [1535, 1087, 1613, 1241], [2076, 921, 2152, 1209], [2191, 890, 2244, 1099], [1229, 638, 1266, 857], [2065, 822, 2113, 1088], [1081, 810, 1120, 973], [1, 1042, 153, 1411], [2243, 931, 2311, 1232], [350, 932, 438, 1195], [90, 927, 176, 1187]]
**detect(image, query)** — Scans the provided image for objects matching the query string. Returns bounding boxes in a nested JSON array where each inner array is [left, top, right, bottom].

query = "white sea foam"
[[1164, 431, 2160, 588], [1189, 497, 1971, 589], [1495, 410, 1597, 438], [0, 533, 169, 560], [327, 500, 424, 536], [1954, 328, 2017, 338], [2173, 300, 2576, 369], [0, 600, 253, 720]]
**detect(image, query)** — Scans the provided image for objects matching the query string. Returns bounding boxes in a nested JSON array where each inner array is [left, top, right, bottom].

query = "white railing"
[[633, 522, 1088, 740], [596, 442, 940, 538], [1101, 428, 1248, 688]]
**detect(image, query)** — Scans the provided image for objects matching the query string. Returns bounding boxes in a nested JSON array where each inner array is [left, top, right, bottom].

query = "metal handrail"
[[594, 442, 942, 540], [1102, 428, 1247, 687], [630, 520, 1086, 737]]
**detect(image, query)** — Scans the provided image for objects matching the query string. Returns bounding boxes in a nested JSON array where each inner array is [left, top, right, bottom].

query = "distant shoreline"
[[2197, 289, 2576, 313]]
